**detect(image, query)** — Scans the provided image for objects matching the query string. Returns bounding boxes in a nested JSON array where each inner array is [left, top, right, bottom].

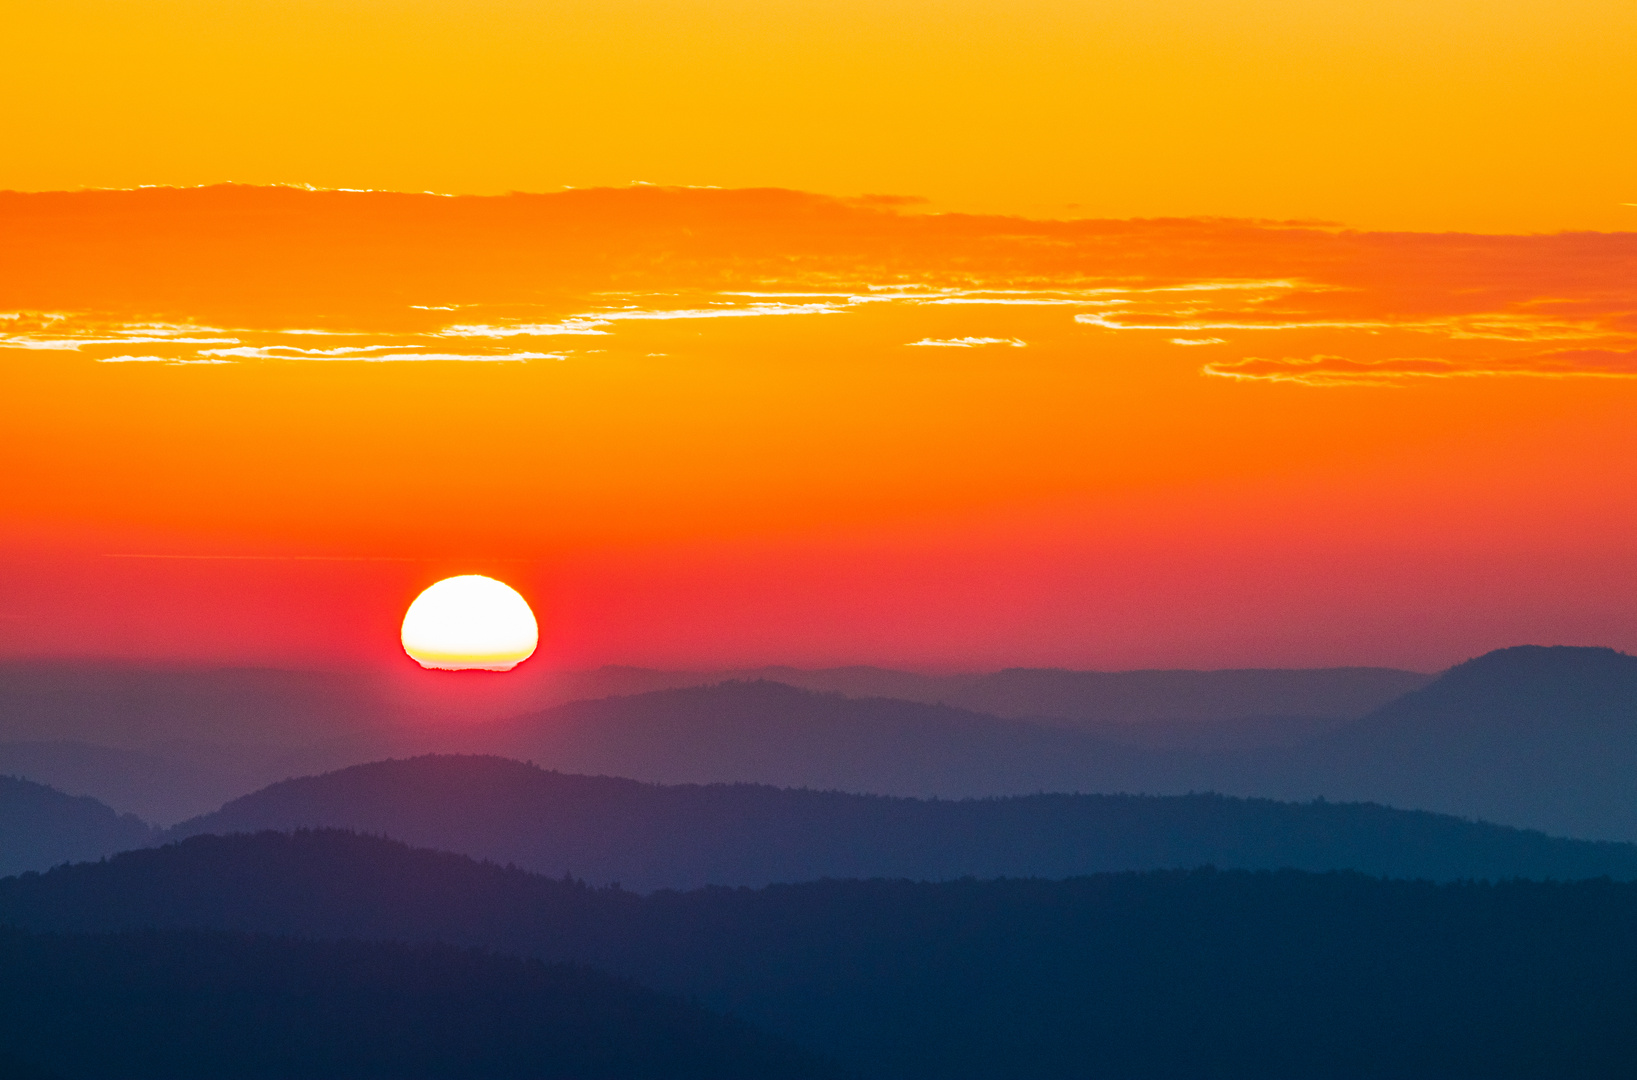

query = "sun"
[[401, 575, 539, 671]]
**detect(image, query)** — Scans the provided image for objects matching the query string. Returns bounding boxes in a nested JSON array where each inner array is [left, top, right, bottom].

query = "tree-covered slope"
[[0, 924, 834, 1080], [9, 829, 1637, 1079]]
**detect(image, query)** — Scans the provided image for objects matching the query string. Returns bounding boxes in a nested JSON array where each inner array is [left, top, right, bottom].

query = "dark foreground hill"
[[0, 776, 154, 876], [0, 925, 831, 1080], [10, 830, 1637, 1079], [174, 755, 1637, 888]]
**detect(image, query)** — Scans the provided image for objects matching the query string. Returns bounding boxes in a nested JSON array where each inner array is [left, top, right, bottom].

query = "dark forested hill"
[[7, 830, 1637, 1080], [172, 755, 1637, 888], [0, 925, 833, 1080], [0, 775, 154, 876], [0, 1048, 62, 1080]]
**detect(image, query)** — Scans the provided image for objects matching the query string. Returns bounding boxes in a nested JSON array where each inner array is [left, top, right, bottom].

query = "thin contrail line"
[[101, 553, 424, 562]]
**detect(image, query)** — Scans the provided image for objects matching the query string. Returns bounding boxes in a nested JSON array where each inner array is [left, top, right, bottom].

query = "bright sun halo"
[[401, 575, 539, 671]]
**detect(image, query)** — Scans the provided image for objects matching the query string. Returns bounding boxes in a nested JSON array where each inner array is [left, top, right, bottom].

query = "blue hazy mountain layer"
[[0, 659, 1426, 821], [8, 646, 1637, 840]]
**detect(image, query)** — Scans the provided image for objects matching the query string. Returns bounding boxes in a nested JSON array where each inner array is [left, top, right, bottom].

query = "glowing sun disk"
[[401, 575, 538, 671]]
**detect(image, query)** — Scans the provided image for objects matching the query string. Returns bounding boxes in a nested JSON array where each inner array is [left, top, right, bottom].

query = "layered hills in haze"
[[436, 646, 1637, 841], [9, 646, 1637, 842], [8, 830, 1637, 1080], [0, 659, 1424, 822], [173, 755, 1637, 889]]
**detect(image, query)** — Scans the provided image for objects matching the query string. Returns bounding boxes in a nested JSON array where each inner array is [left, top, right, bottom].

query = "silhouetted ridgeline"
[[173, 755, 1637, 888], [7, 831, 1637, 1079], [0, 925, 833, 1080], [0, 776, 154, 877]]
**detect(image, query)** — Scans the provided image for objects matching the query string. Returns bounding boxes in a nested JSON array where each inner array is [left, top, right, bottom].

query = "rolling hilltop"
[[174, 754, 1637, 889]]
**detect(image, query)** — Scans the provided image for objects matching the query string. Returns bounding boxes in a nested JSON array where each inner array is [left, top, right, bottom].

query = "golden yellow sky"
[[7, 0, 1634, 231]]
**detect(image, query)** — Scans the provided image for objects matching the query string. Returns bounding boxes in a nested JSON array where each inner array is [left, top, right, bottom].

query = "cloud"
[[96, 355, 232, 365], [588, 302, 844, 321], [440, 321, 612, 338], [346, 352, 559, 363], [438, 302, 843, 340], [907, 337, 1027, 348], [1204, 349, 1637, 386], [3, 335, 240, 351], [200, 345, 410, 358], [6, 189, 1634, 388]]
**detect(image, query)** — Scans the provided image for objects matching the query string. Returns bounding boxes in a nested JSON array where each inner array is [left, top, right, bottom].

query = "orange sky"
[[3, 186, 1636, 671], [4, 0, 1635, 232]]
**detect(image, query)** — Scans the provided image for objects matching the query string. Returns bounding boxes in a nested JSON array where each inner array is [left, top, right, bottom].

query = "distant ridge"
[[172, 754, 1637, 888], [431, 647, 1637, 842], [538, 663, 1431, 732], [0, 658, 1428, 822], [435, 680, 1171, 797], [12, 646, 1637, 842], [1289, 645, 1637, 839], [0, 775, 154, 876]]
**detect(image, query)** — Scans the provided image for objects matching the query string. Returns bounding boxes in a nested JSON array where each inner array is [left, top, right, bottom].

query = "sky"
[[2, 0, 1635, 674], [6, 0, 1635, 232]]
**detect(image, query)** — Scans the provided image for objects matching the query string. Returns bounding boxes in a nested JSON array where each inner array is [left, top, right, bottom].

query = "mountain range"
[[0, 658, 1425, 821], [8, 646, 1637, 842], [425, 646, 1637, 841]]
